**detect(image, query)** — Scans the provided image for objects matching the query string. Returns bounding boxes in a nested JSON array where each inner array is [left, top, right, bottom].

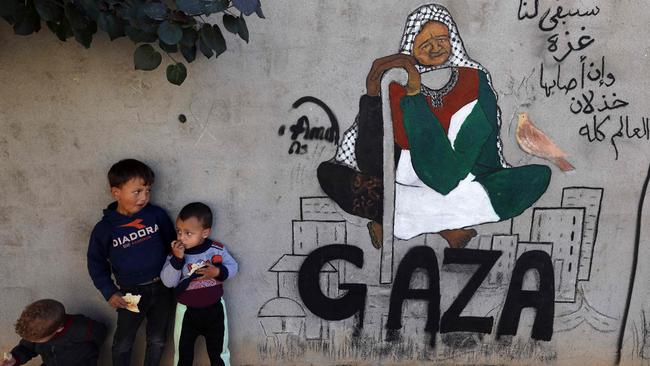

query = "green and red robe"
[[390, 67, 550, 238]]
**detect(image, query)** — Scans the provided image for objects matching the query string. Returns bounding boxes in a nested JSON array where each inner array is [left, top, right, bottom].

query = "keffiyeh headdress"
[[399, 4, 484, 73], [399, 4, 510, 167]]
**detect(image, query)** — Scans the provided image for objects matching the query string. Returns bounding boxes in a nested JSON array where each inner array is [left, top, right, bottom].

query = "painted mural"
[[6, 0, 650, 365], [318, 4, 552, 250], [262, 1, 644, 364]]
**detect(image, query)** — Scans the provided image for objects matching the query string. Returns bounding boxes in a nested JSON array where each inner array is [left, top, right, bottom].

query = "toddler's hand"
[[108, 293, 128, 309], [1, 353, 16, 366], [196, 263, 220, 280], [171, 240, 185, 259]]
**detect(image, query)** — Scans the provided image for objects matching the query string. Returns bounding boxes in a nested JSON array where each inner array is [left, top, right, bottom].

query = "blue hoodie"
[[87, 202, 175, 300]]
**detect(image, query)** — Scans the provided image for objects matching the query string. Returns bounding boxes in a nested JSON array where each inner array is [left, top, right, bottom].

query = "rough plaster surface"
[[1, 1, 650, 365]]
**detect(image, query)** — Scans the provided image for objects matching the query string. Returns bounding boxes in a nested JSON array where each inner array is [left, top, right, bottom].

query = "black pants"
[[317, 162, 384, 223], [178, 301, 225, 366], [112, 281, 174, 366], [42, 357, 97, 366]]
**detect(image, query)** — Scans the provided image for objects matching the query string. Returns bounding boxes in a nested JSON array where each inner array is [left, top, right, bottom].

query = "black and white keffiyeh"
[[334, 118, 360, 170], [398, 4, 484, 74]]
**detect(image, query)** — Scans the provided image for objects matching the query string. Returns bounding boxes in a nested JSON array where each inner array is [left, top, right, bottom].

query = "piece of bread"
[[188, 261, 208, 276], [123, 293, 141, 313]]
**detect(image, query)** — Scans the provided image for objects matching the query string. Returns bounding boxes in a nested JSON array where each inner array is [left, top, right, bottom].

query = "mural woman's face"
[[412, 21, 451, 67]]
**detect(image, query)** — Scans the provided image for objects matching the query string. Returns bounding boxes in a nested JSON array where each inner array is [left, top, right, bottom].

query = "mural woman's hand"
[[366, 54, 420, 96]]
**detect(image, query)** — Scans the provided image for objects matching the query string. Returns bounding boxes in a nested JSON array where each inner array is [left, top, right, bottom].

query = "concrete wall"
[[2, 0, 650, 364]]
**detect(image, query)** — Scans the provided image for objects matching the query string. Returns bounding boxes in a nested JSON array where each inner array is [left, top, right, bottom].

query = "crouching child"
[[2, 299, 106, 366]]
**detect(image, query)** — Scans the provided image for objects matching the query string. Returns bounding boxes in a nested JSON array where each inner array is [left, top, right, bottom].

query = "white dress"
[[393, 99, 500, 240]]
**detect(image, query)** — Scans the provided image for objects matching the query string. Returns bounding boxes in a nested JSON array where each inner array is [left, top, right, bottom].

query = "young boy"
[[1, 299, 107, 366], [87, 159, 176, 366], [161, 202, 238, 366]]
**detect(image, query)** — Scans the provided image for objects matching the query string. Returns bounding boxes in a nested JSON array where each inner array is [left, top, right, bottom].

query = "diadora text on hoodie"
[[87, 202, 176, 300]]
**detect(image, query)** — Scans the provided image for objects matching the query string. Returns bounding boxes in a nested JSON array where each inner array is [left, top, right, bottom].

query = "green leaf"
[[199, 23, 226, 56], [13, 0, 41, 36], [72, 26, 93, 48], [175, 0, 227, 16], [169, 10, 193, 25], [158, 39, 177, 53], [64, 3, 89, 30], [98, 12, 125, 40], [211, 24, 226, 56], [255, 4, 265, 18], [13, 14, 40, 35], [180, 44, 196, 63], [175, 0, 203, 16], [125, 25, 157, 43], [46, 18, 73, 41], [46, 19, 56, 31], [237, 14, 248, 43], [134, 44, 162, 70], [0, 0, 17, 17], [222, 13, 238, 34], [34, 0, 62, 22], [203, 0, 228, 14], [115, 5, 136, 21], [180, 27, 198, 46], [77, 0, 99, 20], [143, 2, 167, 20], [166, 63, 187, 85], [232, 0, 259, 16], [138, 21, 159, 35], [58, 19, 73, 40], [197, 37, 213, 58], [68, 17, 96, 47], [158, 20, 182, 45], [132, 1, 151, 21]]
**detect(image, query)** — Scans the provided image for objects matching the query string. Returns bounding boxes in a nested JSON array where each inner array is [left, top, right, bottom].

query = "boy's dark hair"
[[15, 299, 66, 340], [178, 202, 213, 229], [108, 159, 155, 188]]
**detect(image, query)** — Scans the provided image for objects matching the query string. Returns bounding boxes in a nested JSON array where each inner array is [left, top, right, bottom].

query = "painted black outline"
[[292, 96, 340, 145], [299, 196, 343, 221], [530, 206, 586, 303], [291, 219, 347, 254], [616, 165, 650, 364], [561, 187, 604, 281]]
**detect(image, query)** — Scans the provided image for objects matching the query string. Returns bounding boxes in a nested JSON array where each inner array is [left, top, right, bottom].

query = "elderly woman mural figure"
[[318, 4, 551, 249]]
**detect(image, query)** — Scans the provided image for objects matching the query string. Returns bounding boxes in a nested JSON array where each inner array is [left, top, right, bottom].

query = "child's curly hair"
[[15, 299, 65, 341]]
